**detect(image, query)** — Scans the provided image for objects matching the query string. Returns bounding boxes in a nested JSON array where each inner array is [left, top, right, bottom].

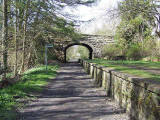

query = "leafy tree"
[[0, 0, 81, 78], [118, 0, 157, 22], [114, 0, 157, 60]]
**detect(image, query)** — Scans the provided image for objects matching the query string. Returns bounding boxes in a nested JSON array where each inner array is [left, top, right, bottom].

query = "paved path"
[[21, 63, 129, 120]]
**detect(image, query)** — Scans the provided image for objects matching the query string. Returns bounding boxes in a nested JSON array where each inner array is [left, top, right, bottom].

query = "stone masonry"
[[53, 34, 115, 62]]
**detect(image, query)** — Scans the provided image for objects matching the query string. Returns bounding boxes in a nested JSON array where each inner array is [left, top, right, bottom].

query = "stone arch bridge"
[[53, 34, 115, 62]]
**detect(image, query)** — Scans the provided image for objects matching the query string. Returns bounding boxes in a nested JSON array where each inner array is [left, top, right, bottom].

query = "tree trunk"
[[21, 0, 30, 73], [1, 0, 8, 81], [14, 0, 18, 76]]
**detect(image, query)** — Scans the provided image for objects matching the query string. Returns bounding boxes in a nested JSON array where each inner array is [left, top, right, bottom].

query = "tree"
[[14, 0, 18, 76], [114, 0, 157, 60], [0, 0, 81, 78], [1, 0, 8, 81], [118, 0, 156, 21], [21, 0, 30, 73]]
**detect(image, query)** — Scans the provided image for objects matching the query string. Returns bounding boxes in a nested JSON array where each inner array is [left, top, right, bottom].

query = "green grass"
[[87, 59, 160, 81], [0, 65, 59, 120]]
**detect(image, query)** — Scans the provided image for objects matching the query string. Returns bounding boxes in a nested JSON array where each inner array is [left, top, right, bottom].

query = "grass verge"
[[0, 65, 59, 120], [87, 59, 160, 81]]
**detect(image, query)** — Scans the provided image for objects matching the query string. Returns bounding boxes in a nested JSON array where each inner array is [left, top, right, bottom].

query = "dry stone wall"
[[80, 60, 160, 120]]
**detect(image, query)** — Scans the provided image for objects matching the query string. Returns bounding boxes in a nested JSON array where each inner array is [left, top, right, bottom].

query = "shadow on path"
[[21, 63, 128, 120]]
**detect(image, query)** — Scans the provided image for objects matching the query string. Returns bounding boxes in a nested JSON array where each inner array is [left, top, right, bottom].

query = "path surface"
[[21, 63, 129, 120]]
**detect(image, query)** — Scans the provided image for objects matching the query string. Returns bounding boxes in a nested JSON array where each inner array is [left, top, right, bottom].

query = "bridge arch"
[[64, 43, 93, 62]]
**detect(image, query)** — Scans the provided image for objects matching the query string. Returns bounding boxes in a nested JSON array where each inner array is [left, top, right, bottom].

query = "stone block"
[[94, 66, 103, 87], [93, 65, 97, 83], [81, 60, 160, 120], [89, 63, 94, 77]]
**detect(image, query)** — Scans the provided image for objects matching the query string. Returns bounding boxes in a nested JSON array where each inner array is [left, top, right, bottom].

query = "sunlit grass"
[[0, 65, 59, 120], [87, 59, 160, 81]]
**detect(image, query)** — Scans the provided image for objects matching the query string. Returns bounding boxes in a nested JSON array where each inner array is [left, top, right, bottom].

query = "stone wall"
[[78, 34, 114, 58], [53, 34, 115, 62], [80, 60, 160, 120]]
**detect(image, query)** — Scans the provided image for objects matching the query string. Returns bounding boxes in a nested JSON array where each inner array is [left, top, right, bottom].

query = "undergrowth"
[[0, 65, 59, 120]]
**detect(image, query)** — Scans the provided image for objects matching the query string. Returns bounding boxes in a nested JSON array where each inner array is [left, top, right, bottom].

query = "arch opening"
[[64, 43, 93, 63]]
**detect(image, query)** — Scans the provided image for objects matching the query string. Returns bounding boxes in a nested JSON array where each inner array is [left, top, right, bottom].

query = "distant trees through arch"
[[64, 43, 93, 62]]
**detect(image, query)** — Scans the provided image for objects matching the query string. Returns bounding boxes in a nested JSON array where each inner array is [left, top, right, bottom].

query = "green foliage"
[[116, 15, 152, 44], [32, 16, 82, 63], [126, 43, 142, 60], [53, 18, 74, 36], [0, 65, 59, 120], [77, 46, 89, 59], [0, 0, 82, 71], [119, 0, 156, 21], [66, 45, 89, 61], [114, 0, 159, 61], [102, 44, 121, 60], [115, 14, 156, 59]]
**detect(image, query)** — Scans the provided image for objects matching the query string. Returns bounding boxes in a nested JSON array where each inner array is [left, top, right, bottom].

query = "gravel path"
[[21, 63, 129, 120]]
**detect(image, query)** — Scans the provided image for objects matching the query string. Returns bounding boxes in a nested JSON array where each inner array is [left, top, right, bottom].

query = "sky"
[[60, 0, 121, 35]]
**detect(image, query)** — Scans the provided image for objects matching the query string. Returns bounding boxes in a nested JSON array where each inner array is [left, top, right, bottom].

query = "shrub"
[[126, 44, 142, 60], [102, 44, 121, 60], [115, 15, 156, 61]]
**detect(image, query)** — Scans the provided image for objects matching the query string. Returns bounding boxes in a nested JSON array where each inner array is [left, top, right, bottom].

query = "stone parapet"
[[80, 59, 160, 120]]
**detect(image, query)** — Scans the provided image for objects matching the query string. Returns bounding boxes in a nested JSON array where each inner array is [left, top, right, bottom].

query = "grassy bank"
[[87, 59, 160, 81], [0, 65, 59, 120]]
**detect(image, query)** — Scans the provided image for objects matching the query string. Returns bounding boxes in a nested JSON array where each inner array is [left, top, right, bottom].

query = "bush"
[[102, 44, 121, 60], [126, 44, 142, 60]]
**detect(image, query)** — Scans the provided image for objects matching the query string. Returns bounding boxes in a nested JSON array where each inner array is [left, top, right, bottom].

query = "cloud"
[[61, 0, 120, 34]]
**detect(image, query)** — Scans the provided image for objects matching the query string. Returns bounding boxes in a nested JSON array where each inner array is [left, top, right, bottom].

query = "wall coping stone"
[[101, 67, 114, 73], [96, 65, 104, 69]]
